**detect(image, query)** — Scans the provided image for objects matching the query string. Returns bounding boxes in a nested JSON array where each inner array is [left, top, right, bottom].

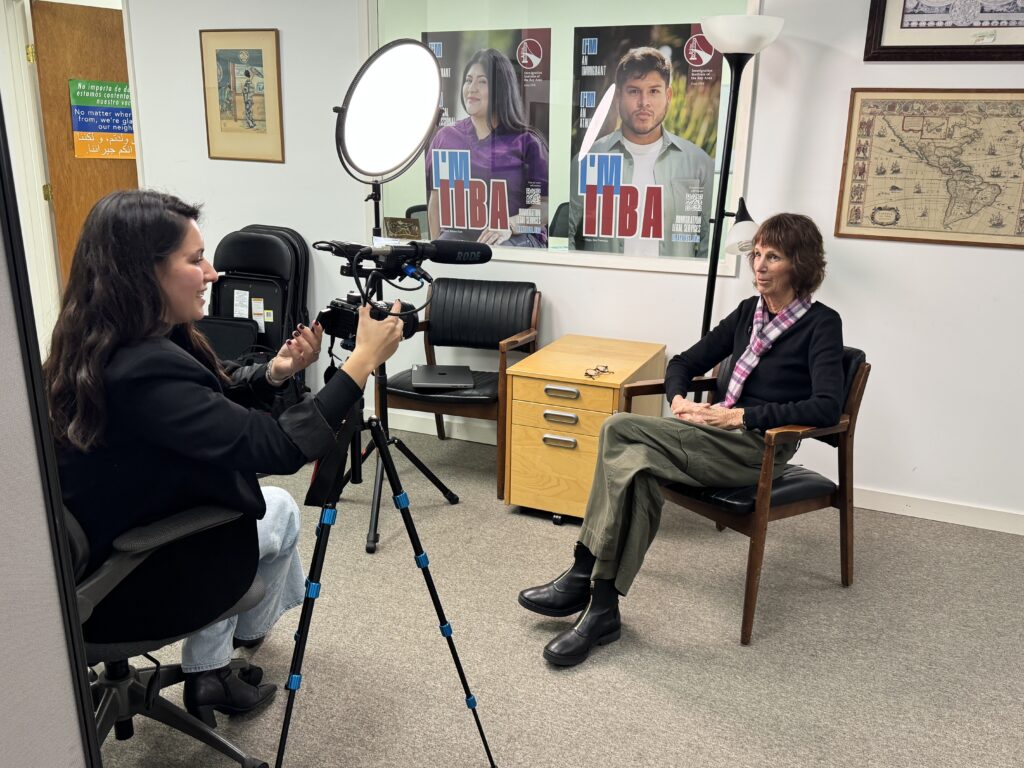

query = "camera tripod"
[[274, 409, 496, 768], [339, 264, 459, 552]]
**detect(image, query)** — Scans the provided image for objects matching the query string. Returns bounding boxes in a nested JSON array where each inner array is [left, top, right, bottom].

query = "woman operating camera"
[[43, 189, 403, 725]]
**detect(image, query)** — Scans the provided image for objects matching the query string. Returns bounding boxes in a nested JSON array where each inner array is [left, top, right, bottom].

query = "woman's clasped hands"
[[670, 395, 744, 430]]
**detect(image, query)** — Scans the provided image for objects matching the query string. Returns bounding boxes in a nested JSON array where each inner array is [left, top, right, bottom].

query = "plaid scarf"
[[718, 296, 813, 409]]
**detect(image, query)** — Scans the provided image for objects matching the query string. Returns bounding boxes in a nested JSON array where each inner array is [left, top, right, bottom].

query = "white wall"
[[125, 0, 1024, 527]]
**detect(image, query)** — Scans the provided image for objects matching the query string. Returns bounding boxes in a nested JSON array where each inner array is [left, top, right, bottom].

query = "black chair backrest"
[[214, 231, 294, 279], [713, 347, 866, 412], [427, 278, 536, 350], [549, 202, 570, 237], [840, 346, 866, 409], [64, 508, 90, 583]]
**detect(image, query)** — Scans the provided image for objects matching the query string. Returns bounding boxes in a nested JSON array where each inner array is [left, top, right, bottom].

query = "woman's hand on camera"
[[342, 301, 403, 387], [269, 322, 324, 381]]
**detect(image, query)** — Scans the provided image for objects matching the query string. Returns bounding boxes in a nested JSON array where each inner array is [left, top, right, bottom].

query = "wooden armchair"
[[622, 347, 870, 645], [384, 278, 540, 498]]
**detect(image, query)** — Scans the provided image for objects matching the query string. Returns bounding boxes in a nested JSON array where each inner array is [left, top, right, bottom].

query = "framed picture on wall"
[[835, 88, 1024, 249], [865, 0, 1024, 61], [199, 28, 284, 162]]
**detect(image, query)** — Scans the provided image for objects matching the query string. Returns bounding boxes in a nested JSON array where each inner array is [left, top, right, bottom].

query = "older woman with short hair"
[[518, 213, 844, 666]]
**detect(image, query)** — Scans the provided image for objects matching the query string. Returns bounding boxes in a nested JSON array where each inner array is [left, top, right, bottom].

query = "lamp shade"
[[723, 197, 757, 257], [700, 15, 784, 54]]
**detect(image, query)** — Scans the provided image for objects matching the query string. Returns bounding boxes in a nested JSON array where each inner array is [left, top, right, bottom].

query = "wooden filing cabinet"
[[504, 334, 666, 520]]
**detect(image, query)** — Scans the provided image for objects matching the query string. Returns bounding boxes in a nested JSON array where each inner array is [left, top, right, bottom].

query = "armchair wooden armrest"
[[763, 415, 851, 447], [499, 328, 538, 354], [622, 375, 719, 413]]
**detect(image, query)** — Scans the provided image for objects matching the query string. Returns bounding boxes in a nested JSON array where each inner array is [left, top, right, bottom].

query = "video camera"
[[311, 238, 492, 349], [316, 291, 417, 344]]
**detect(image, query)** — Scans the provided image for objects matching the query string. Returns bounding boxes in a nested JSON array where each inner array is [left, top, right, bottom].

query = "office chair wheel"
[[242, 759, 269, 768]]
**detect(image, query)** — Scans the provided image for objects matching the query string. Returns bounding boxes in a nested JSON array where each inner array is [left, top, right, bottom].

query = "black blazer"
[[59, 329, 361, 642]]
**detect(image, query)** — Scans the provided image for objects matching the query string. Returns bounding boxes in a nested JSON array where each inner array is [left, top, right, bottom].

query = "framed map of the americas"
[[836, 89, 1024, 249]]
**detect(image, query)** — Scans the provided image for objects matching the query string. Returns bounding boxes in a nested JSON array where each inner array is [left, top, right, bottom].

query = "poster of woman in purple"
[[568, 24, 723, 259], [421, 29, 551, 248]]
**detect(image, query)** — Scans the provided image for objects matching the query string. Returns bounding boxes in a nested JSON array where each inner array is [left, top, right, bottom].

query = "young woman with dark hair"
[[425, 48, 549, 247], [44, 189, 403, 725]]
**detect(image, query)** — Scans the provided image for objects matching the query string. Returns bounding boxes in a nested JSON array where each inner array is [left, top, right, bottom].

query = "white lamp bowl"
[[700, 15, 784, 54], [724, 219, 759, 256]]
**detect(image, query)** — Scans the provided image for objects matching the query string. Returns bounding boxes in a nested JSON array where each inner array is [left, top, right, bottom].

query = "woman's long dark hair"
[[461, 48, 548, 149], [43, 189, 225, 452]]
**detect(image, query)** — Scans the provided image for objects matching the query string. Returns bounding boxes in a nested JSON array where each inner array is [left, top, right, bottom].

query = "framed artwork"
[[864, 0, 1024, 61], [835, 88, 1024, 249], [200, 29, 284, 162]]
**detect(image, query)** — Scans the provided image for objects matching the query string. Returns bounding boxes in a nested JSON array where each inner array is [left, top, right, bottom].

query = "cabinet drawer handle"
[[543, 410, 579, 425], [542, 434, 578, 449], [544, 385, 580, 400]]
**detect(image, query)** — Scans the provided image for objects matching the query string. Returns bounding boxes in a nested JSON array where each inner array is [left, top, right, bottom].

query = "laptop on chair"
[[410, 364, 475, 390]]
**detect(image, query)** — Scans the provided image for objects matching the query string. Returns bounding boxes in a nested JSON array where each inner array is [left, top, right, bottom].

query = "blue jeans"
[[181, 486, 305, 673]]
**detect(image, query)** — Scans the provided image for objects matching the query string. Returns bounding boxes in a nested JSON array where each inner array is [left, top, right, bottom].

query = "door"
[[31, 0, 137, 282]]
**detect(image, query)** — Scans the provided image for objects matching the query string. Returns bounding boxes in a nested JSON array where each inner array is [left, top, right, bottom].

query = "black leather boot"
[[518, 542, 596, 617], [183, 665, 277, 728], [542, 579, 621, 667], [232, 634, 266, 651]]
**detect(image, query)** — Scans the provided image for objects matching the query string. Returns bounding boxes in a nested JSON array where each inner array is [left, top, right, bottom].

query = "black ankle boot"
[[518, 542, 596, 617], [543, 579, 621, 667], [183, 665, 277, 728]]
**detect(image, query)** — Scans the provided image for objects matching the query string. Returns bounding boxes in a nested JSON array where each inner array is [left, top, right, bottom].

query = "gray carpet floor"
[[100, 430, 1024, 768]]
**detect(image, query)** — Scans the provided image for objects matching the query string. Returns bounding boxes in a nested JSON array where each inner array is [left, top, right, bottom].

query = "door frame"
[[0, 0, 61, 353]]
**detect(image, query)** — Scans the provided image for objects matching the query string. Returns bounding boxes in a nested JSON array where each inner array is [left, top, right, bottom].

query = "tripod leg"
[[366, 418, 496, 768], [364, 453, 385, 553], [275, 506, 337, 768], [390, 437, 459, 505]]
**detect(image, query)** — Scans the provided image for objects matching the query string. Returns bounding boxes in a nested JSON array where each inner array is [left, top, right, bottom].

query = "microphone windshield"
[[427, 239, 492, 265]]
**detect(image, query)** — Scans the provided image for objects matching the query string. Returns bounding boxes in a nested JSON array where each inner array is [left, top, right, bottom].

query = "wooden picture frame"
[[865, 0, 1024, 61], [835, 88, 1024, 249], [199, 29, 284, 162]]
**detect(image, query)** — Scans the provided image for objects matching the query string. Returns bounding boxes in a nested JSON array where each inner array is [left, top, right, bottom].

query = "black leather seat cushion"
[[387, 368, 498, 404], [664, 465, 837, 515]]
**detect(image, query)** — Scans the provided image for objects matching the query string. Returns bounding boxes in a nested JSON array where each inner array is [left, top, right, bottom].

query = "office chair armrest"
[[77, 507, 244, 624], [112, 506, 244, 553], [763, 415, 851, 447], [498, 328, 537, 353]]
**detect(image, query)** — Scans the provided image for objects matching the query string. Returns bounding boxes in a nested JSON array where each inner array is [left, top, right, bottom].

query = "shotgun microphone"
[[368, 239, 492, 265]]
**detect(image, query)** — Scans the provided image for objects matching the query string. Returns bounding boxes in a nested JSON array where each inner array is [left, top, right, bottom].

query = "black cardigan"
[[59, 329, 362, 642], [664, 297, 844, 431]]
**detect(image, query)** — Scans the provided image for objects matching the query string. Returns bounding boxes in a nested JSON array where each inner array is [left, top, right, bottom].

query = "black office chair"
[[405, 204, 429, 240], [549, 202, 570, 238], [384, 278, 540, 498], [67, 507, 271, 768]]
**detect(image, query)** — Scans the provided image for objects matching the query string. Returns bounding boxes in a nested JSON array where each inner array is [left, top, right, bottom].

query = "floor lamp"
[[699, 14, 784, 337]]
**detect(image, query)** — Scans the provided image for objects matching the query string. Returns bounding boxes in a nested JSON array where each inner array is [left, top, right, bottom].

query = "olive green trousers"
[[578, 412, 798, 595]]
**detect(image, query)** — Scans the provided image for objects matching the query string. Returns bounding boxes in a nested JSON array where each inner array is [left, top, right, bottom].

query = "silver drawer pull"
[[544, 385, 580, 400], [542, 434, 578, 449], [543, 410, 579, 425]]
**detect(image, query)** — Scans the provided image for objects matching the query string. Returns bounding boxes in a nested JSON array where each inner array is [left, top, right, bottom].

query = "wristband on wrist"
[[266, 359, 289, 387]]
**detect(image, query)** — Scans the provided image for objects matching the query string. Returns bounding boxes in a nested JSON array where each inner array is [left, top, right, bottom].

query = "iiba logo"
[[432, 149, 510, 230], [578, 154, 663, 239]]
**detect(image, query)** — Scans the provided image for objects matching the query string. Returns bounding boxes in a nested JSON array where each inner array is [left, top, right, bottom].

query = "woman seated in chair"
[[43, 190, 404, 724], [518, 213, 845, 666]]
